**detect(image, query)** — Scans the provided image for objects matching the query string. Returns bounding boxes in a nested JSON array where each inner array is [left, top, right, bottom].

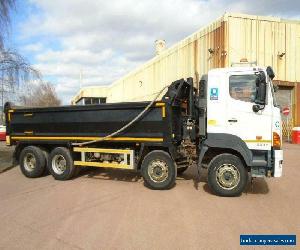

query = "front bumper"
[[273, 149, 283, 177]]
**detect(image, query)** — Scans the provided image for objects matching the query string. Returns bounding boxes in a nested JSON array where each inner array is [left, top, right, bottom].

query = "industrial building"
[[72, 86, 108, 105], [71, 12, 300, 133]]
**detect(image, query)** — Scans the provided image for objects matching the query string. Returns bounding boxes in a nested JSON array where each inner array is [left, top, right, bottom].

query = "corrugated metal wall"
[[227, 13, 300, 83], [103, 13, 300, 103], [106, 16, 227, 102], [71, 13, 300, 125], [226, 14, 300, 127]]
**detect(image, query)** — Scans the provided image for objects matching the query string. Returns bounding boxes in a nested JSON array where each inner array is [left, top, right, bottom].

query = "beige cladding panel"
[[106, 17, 225, 102], [84, 87, 107, 97], [227, 15, 300, 82], [73, 14, 300, 104], [286, 22, 300, 82], [297, 25, 300, 82], [274, 22, 286, 80]]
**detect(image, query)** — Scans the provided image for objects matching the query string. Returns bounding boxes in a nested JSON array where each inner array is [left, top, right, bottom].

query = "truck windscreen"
[[229, 74, 257, 103]]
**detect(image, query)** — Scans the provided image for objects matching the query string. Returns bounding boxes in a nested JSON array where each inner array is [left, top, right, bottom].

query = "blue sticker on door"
[[210, 88, 219, 100]]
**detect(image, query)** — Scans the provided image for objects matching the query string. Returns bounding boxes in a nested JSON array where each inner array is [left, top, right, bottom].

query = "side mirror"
[[255, 74, 267, 105], [266, 66, 275, 80], [252, 104, 261, 113]]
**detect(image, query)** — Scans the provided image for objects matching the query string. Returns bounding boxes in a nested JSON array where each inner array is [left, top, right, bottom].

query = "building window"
[[76, 97, 107, 105], [229, 75, 257, 103], [99, 97, 106, 104], [84, 98, 92, 105]]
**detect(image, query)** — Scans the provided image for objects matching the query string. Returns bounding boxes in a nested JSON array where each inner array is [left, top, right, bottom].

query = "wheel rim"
[[148, 159, 169, 183], [23, 153, 36, 172], [52, 154, 67, 175], [216, 164, 240, 190]]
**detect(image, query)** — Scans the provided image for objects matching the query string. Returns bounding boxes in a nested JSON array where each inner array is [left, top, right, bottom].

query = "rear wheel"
[[207, 153, 248, 197], [41, 148, 50, 175], [48, 147, 77, 180], [19, 146, 46, 178], [141, 150, 176, 190]]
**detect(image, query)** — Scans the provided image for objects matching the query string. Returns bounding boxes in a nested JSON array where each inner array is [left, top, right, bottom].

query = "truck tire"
[[141, 150, 176, 190], [207, 153, 248, 197], [177, 166, 188, 175], [48, 147, 76, 180], [41, 148, 50, 175], [19, 146, 46, 178]]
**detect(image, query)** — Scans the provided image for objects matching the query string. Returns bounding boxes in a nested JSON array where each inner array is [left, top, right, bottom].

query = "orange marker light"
[[273, 132, 281, 150]]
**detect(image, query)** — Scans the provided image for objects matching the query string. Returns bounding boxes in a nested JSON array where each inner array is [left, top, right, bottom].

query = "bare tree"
[[0, 0, 15, 48], [19, 81, 61, 107], [0, 49, 42, 123], [0, 0, 47, 124]]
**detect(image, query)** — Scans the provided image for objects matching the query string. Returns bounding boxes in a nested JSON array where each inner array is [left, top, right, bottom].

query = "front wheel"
[[207, 153, 248, 197], [141, 150, 176, 190]]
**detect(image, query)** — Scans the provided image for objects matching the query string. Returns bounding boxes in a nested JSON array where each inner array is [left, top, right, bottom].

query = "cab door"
[[226, 71, 272, 150]]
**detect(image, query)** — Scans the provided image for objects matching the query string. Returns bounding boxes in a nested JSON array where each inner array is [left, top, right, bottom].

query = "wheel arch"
[[199, 133, 253, 169], [204, 147, 249, 171]]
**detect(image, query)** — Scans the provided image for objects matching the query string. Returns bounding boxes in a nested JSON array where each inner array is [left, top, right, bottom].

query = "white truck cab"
[[200, 66, 283, 182]]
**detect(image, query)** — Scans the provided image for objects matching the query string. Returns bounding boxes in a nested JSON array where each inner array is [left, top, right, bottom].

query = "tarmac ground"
[[0, 142, 299, 249], [0, 141, 14, 173]]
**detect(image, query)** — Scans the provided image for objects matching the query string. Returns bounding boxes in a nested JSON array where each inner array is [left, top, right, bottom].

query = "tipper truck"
[[4, 66, 283, 196]]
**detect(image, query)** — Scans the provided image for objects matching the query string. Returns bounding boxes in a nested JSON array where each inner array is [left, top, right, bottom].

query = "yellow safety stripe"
[[74, 161, 131, 169], [11, 137, 270, 143], [8, 112, 12, 122], [6, 110, 14, 122], [6, 136, 11, 146], [24, 131, 34, 134], [10, 136, 163, 142], [73, 147, 131, 154], [161, 106, 166, 118], [155, 102, 166, 118], [244, 140, 272, 143]]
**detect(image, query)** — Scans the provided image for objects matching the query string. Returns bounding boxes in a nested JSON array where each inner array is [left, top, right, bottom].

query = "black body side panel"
[[5, 78, 196, 169], [6, 101, 180, 145]]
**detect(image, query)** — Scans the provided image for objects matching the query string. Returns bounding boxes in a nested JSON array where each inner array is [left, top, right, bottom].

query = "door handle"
[[228, 119, 238, 123]]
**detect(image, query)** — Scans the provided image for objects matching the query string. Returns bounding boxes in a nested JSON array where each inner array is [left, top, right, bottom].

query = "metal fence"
[[282, 118, 293, 141]]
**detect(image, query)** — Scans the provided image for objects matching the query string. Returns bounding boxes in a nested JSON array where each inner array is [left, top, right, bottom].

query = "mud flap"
[[197, 145, 208, 175], [274, 150, 283, 177]]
